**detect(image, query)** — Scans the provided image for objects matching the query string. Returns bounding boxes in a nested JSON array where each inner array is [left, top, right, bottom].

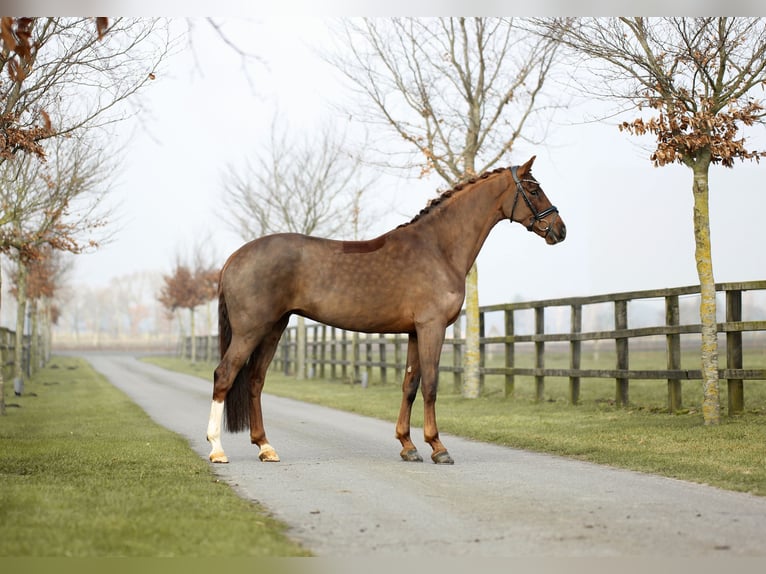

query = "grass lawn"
[[0, 356, 309, 557], [146, 355, 766, 497]]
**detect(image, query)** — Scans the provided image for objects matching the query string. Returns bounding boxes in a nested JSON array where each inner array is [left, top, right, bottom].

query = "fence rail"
[[181, 280, 766, 414]]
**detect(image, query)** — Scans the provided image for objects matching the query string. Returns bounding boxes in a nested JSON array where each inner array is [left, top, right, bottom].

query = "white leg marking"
[[207, 400, 228, 463], [258, 443, 280, 462]]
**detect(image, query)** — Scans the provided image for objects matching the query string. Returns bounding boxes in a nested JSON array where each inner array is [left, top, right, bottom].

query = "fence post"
[[615, 300, 629, 406], [329, 327, 337, 379], [308, 325, 317, 378], [282, 328, 291, 375], [569, 304, 582, 405], [319, 325, 326, 379], [453, 315, 463, 394], [666, 295, 682, 412], [394, 335, 404, 384], [341, 329, 348, 381], [479, 310, 486, 396], [535, 306, 545, 402], [504, 309, 514, 398], [726, 289, 744, 415], [379, 337, 388, 384], [365, 333, 373, 384], [278, 334, 285, 372], [352, 332, 360, 383]]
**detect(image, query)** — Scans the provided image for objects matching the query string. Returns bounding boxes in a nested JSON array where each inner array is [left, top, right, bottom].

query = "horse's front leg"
[[395, 334, 423, 462], [417, 323, 454, 464]]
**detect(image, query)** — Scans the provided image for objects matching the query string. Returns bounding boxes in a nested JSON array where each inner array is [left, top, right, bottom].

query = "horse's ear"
[[517, 155, 536, 177]]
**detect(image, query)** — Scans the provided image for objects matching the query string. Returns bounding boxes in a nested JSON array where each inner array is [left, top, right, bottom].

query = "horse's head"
[[502, 156, 566, 245]]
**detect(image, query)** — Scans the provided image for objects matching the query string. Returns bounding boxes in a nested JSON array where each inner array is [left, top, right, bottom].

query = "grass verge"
[[0, 356, 309, 557], [146, 356, 766, 497]]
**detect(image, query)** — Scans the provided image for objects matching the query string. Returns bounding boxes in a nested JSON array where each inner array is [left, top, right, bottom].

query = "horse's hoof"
[[258, 445, 280, 462], [209, 451, 229, 464], [431, 450, 454, 465], [400, 448, 424, 462]]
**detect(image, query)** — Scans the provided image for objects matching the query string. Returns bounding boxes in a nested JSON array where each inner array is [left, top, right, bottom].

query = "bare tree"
[[327, 17, 560, 397], [192, 239, 220, 363], [0, 17, 169, 164], [537, 17, 766, 424], [221, 115, 373, 379], [158, 242, 219, 364], [0, 17, 169, 414], [159, 264, 204, 363], [221, 116, 371, 240], [0, 132, 115, 413]]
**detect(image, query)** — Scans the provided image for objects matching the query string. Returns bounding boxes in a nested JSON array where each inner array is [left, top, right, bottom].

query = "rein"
[[509, 165, 559, 238]]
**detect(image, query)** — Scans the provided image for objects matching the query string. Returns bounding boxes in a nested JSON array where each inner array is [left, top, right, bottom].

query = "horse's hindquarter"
[[220, 235, 304, 328]]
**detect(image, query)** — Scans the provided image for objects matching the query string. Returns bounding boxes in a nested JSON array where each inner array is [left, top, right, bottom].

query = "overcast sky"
[[65, 15, 765, 308]]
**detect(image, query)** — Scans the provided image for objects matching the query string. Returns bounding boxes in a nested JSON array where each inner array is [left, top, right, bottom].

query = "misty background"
[[1, 16, 764, 348]]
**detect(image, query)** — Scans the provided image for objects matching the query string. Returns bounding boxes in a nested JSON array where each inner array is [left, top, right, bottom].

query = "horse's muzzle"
[[545, 220, 566, 245]]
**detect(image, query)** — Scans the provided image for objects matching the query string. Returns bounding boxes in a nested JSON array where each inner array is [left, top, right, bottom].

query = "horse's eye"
[[529, 189, 538, 196]]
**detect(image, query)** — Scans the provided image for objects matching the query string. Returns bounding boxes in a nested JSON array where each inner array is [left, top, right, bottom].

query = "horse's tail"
[[218, 288, 251, 433]]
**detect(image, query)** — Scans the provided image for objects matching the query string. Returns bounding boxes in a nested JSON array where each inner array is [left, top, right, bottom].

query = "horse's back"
[[222, 232, 392, 285], [221, 232, 382, 301], [220, 231, 418, 332]]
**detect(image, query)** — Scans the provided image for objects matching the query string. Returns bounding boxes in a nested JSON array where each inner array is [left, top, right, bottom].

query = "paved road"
[[84, 353, 766, 557]]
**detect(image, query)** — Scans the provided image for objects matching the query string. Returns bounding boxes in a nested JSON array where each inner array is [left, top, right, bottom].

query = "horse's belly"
[[299, 294, 415, 334], [298, 278, 464, 334]]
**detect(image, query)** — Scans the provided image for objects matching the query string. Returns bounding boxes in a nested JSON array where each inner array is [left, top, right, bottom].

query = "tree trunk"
[[41, 297, 51, 364], [30, 298, 39, 374], [462, 262, 481, 398], [189, 307, 197, 364], [14, 264, 27, 389], [691, 160, 721, 425], [176, 309, 186, 357], [206, 301, 214, 362], [0, 271, 5, 416]]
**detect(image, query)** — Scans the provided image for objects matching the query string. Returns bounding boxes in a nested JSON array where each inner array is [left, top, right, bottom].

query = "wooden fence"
[[181, 280, 766, 414], [178, 334, 218, 364], [0, 327, 38, 391]]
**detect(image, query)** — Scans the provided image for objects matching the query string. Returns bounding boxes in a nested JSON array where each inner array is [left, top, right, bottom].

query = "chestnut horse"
[[206, 156, 565, 465]]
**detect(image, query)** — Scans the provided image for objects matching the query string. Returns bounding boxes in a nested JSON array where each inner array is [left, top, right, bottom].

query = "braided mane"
[[398, 166, 510, 229]]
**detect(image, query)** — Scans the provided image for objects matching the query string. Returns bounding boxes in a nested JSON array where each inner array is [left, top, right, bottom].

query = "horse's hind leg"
[[248, 316, 289, 462], [395, 334, 424, 462], [207, 334, 258, 463]]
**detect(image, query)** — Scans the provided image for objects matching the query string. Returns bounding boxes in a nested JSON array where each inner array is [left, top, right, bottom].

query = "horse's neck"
[[418, 174, 507, 275]]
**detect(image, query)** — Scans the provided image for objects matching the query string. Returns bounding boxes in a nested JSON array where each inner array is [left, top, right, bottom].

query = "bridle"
[[509, 165, 560, 239]]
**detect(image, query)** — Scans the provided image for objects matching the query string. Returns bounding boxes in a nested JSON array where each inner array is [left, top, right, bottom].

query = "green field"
[[0, 356, 309, 557], [146, 353, 766, 497]]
